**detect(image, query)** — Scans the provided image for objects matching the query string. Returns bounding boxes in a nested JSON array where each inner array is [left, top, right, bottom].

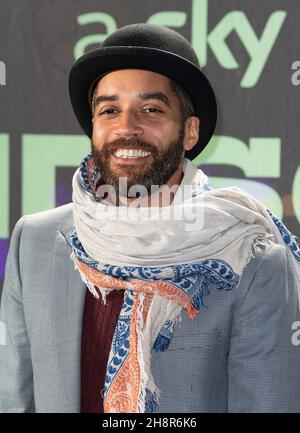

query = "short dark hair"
[[169, 79, 195, 120], [90, 75, 195, 120]]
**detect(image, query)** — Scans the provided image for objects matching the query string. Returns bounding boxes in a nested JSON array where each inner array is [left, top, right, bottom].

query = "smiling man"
[[1, 23, 300, 414], [90, 69, 199, 207]]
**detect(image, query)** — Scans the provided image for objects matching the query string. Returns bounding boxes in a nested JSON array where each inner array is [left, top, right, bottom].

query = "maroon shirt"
[[80, 288, 124, 412]]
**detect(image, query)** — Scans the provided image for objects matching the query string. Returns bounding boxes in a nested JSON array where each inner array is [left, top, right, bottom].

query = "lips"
[[112, 153, 151, 165]]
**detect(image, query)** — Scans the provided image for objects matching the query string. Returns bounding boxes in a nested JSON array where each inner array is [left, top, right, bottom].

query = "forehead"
[[95, 69, 174, 95]]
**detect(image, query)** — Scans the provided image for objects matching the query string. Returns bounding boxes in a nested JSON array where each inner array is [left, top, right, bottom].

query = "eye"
[[143, 107, 163, 113], [98, 107, 119, 116]]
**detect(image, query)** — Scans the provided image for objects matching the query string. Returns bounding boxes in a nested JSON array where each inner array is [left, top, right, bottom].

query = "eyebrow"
[[93, 92, 171, 110], [93, 94, 118, 109], [139, 92, 171, 107]]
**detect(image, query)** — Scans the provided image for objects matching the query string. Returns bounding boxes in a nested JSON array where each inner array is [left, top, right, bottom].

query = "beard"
[[91, 124, 185, 198]]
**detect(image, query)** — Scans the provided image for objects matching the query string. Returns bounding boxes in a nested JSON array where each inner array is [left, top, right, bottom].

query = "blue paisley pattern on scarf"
[[79, 154, 102, 201], [267, 209, 300, 262], [103, 291, 133, 397], [79, 155, 92, 192]]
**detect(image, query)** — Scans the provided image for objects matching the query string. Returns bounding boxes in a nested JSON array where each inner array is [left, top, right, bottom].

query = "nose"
[[114, 110, 144, 138]]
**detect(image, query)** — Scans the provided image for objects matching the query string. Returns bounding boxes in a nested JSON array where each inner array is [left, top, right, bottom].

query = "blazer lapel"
[[50, 228, 86, 412]]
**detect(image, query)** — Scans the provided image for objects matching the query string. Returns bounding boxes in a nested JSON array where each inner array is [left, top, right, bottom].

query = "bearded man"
[[1, 23, 300, 413]]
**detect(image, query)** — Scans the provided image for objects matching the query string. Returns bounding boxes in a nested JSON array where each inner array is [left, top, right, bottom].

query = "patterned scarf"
[[71, 154, 300, 413]]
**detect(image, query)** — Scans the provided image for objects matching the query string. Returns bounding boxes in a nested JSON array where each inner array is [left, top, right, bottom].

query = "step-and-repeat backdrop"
[[1, 0, 300, 292]]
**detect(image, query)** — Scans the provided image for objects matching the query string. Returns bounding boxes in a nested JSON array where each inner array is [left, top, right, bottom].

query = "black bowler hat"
[[68, 23, 217, 160]]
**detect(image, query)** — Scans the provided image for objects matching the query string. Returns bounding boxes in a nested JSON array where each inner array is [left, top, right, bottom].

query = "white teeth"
[[114, 149, 151, 158]]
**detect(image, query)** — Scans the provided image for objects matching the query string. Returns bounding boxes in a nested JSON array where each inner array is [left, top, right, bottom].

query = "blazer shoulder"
[[239, 242, 291, 303], [21, 203, 73, 233], [13, 204, 74, 249]]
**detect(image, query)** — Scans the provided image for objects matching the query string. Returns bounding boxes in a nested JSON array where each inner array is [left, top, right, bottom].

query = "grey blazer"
[[0, 203, 300, 413]]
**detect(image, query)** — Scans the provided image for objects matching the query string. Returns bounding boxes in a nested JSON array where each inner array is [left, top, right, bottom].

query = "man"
[[1, 23, 300, 413]]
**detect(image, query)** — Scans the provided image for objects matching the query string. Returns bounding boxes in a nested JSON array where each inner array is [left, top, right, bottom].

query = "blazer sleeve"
[[0, 217, 35, 412], [228, 242, 300, 412]]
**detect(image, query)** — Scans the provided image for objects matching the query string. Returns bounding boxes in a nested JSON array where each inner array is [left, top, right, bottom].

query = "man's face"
[[91, 69, 196, 196]]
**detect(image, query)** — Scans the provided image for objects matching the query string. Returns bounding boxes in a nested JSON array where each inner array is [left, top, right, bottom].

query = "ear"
[[183, 116, 200, 151]]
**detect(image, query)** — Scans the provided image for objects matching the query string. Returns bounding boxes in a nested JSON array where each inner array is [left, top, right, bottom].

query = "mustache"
[[96, 137, 158, 156]]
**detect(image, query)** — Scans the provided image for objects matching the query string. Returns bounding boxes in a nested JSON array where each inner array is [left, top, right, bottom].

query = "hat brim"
[[69, 46, 217, 160]]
